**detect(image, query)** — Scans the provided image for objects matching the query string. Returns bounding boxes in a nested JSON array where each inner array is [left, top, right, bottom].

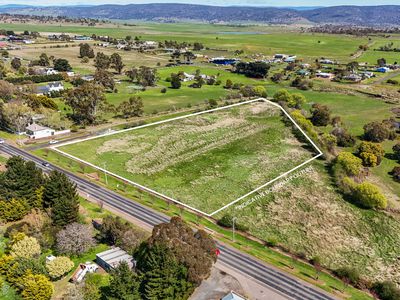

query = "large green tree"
[[43, 171, 79, 226], [0, 156, 44, 206], [107, 262, 141, 300]]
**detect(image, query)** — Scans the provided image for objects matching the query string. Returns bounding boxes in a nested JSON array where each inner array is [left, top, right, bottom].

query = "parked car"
[[0, 139, 4, 144], [49, 140, 59, 144]]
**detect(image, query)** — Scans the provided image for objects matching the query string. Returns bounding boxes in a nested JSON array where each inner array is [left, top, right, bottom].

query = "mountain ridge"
[[0, 3, 399, 26]]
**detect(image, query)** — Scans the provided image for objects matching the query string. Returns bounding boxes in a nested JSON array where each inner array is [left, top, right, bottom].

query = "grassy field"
[[216, 160, 400, 284], [107, 66, 264, 112], [58, 101, 315, 214], [2, 22, 369, 62]]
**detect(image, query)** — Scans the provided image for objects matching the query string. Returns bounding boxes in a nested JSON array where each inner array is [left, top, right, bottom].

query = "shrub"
[[391, 166, 400, 182], [331, 127, 356, 147], [353, 182, 387, 209], [217, 214, 248, 232], [335, 152, 363, 176], [357, 141, 385, 167], [10, 236, 41, 259], [334, 267, 360, 285], [372, 281, 400, 300], [46, 256, 74, 280], [0, 198, 29, 222], [273, 89, 291, 103], [160, 87, 167, 93], [310, 103, 331, 126], [393, 143, 400, 161], [363, 121, 395, 142]]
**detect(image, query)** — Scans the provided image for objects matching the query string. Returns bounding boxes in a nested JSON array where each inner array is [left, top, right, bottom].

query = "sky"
[[0, 0, 398, 6]]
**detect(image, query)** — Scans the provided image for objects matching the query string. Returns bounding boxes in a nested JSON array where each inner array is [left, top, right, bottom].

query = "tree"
[[56, 223, 95, 256], [1, 103, 34, 133], [64, 82, 107, 124], [140, 217, 217, 285], [38, 53, 50, 67], [94, 52, 110, 70], [335, 267, 360, 287], [170, 73, 181, 89], [46, 256, 74, 280], [0, 156, 44, 205], [21, 274, 53, 300], [53, 58, 72, 72], [310, 103, 331, 126], [43, 171, 79, 226], [94, 69, 115, 91], [79, 43, 95, 59], [353, 182, 387, 209], [117, 96, 144, 118], [126, 66, 157, 87], [357, 141, 385, 167], [10, 236, 41, 259], [11, 57, 21, 70], [110, 53, 125, 74], [377, 58, 387, 67], [234, 61, 270, 78], [0, 80, 16, 101], [5, 256, 47, 287], [107, 262, 141, 300], [335, 152, 363, 177]]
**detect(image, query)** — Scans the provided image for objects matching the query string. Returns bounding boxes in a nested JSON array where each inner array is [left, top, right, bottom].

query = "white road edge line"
[[52, 98, 323, 217]]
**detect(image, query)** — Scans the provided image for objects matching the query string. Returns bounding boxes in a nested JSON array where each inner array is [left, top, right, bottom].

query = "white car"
[[0, 139, 4, 144], [49, 140, 59, 145]]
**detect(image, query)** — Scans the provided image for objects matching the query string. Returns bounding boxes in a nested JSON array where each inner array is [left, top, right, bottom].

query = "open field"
[[2, 22, 370, 61], [216, 160, 400, 284], [57, 100, 316, 214]]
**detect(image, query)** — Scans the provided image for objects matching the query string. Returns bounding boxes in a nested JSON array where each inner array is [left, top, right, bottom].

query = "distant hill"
[[1, 4, 400, 26], [301, 5, 400, 26]]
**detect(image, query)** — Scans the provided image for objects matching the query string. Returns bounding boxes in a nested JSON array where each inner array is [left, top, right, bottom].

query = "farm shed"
[[96, 247, 136, 271]]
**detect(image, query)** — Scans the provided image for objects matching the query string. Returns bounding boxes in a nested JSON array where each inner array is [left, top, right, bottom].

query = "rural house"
[[25, 123, 55, 139]]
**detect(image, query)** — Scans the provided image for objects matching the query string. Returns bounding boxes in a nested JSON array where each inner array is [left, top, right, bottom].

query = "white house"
[[36, 82, 64, 95], [25, 123, 55, 139]]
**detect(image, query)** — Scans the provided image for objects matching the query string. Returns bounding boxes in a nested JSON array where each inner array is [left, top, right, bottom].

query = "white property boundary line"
[[52, 98, 323, 217]]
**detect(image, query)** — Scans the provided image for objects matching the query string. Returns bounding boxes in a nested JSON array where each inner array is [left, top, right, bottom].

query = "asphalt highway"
[[0, 143, 338, 300]]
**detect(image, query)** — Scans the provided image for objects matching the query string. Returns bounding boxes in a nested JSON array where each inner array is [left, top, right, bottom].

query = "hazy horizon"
[[1, 0, 399, 7]]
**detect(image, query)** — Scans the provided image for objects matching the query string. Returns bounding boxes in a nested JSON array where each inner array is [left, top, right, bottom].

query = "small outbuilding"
[[96, 247, 136, 271]]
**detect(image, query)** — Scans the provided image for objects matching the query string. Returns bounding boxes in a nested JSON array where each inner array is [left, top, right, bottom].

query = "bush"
[[334, 267, 360, 285], [160, 87, 167, 93], [335, 152, 363, 177], [357, 141, 385, 167], [391, 166, 400, 182], [331, 127, 356, 147], [10, 236, 41, 259], [310, 103, 331, 126], [217, 214, 248, 232], [353, 182, 387, 209], [0, 198, 29, 222], [372, 281, 400, 300], [46, 256, 74, 280]]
